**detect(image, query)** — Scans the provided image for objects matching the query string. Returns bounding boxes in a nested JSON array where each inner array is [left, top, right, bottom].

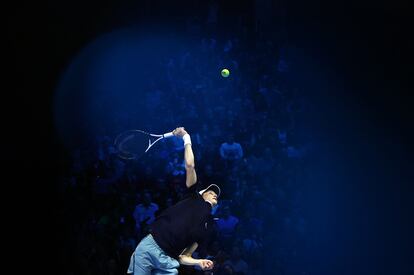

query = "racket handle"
[[163, 132, 174, 138]]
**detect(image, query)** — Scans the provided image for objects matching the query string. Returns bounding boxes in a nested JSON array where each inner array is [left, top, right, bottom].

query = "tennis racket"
[[114, 130, 174, 160]]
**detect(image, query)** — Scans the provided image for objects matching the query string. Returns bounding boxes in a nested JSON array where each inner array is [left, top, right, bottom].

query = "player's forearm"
[[178, 255, 201, 266], [176, 131, 196, 187], [184, 144, 195, 169], [185, 144, 197, 187]]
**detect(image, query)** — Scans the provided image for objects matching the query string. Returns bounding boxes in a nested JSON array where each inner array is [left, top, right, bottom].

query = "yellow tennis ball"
[[221, 68, 230, 77]]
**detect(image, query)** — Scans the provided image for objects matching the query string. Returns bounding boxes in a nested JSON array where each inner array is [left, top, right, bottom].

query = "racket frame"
[[115, 130, 174, 159]]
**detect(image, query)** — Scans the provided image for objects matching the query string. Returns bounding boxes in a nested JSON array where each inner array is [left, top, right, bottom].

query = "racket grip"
[[163, 132, 174, 138]]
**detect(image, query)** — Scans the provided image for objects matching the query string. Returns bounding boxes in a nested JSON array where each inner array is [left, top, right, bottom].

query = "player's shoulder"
[[183, 182, 203, 200], [187, 182, 200, 193]]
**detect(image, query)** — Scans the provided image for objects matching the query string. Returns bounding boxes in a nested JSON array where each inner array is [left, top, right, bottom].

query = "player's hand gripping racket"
[[114, 130, 174, 160]]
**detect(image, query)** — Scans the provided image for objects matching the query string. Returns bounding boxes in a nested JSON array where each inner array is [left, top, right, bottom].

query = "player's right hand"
[[173, 127, 188, 137], [198, 259, 214, 270]]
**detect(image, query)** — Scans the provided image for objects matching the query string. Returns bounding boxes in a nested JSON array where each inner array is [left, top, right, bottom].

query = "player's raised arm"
[[173, 127, 197, 188]]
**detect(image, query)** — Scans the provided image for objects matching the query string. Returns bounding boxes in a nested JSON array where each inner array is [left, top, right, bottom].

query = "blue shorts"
[[127, 234, 180, 275]]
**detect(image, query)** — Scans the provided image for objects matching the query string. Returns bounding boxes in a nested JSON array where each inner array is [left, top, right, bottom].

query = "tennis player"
[[127, 127, 221, 274]]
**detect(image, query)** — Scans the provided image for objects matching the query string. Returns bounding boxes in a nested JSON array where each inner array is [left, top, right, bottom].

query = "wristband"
[[183, 134, 192, 146]]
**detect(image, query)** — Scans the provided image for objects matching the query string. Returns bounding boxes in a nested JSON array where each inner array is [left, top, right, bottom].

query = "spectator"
[[166, 154, 186, 176], [132, 191, 159, 234], [216, 206, 239, 243], [219, 135, 244, 161]]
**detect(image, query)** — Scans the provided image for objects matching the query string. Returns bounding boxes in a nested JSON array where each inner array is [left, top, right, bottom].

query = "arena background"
[[5, 1, 412, 275]]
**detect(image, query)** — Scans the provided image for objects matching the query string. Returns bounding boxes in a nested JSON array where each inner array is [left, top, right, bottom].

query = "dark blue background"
[[5, 1, 412, 274]]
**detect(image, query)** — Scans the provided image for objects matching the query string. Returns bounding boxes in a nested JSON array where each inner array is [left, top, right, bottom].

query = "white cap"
[[199, 184, 221, 197]]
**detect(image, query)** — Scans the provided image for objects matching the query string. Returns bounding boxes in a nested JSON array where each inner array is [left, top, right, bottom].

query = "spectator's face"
[[202, 190, 218, 206]]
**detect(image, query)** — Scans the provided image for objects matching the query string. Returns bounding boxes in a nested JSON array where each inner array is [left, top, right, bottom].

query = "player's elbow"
[[178, 254, 190, 264], [178, 255, 185, 264], [185, 163, 195, 170]]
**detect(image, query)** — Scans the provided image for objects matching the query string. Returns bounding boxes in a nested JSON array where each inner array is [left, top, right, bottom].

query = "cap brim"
[[199, 184, 221, 197]]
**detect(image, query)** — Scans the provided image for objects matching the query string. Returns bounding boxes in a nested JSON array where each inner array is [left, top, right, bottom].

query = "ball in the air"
[[221, 68, 230, 78]]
